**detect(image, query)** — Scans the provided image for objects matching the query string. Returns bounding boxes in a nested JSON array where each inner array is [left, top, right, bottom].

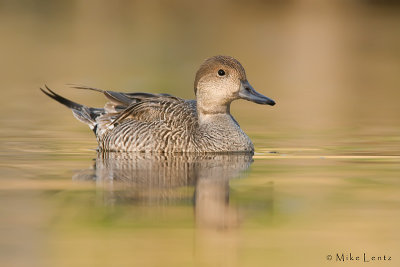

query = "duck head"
[[194, 55, 275, 115]]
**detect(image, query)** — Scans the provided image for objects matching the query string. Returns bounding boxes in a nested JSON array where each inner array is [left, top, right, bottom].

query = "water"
[[1, 131, 399, 267], [1, 1, 400, 266]]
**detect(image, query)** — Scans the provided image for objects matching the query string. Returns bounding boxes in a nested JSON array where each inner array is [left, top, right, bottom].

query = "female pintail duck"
[[41, 55, 276, 153]]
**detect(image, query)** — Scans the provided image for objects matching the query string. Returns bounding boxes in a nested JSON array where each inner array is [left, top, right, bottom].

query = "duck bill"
[[238, 80, 275, 106]]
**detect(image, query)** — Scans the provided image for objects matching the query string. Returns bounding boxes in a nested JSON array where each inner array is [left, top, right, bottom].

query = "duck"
[[41, 55, 276, 153]]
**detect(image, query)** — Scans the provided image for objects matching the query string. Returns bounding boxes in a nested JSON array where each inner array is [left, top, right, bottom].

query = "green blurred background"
[[1, 0, 400, 138]]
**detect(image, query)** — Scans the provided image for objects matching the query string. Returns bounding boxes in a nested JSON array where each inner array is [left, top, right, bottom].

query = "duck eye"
[[217, 69, 225, 76]]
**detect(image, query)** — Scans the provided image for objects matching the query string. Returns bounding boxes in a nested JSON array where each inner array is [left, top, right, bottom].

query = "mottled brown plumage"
[[41, 55, 276, 153]]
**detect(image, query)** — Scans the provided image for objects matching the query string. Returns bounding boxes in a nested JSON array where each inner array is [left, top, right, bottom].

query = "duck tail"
[[40, 85, 103, 132]]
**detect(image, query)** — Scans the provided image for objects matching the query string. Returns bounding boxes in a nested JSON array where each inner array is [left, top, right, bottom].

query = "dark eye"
[[218, 69, 225, 76]]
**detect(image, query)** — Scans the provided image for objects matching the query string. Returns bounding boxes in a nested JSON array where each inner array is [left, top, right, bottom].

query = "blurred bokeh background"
[[1, 0, 400, 141], [1, 1, 400, 267]]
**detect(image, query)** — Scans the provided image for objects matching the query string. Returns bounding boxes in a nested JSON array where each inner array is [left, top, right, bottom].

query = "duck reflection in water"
[[74, 152, 254, 229]]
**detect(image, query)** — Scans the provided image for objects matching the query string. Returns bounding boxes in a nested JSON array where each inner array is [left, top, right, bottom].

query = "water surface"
[[1, 131, 399, 267]]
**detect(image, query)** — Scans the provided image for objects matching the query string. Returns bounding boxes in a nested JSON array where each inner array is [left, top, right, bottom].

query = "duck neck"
[[197, 102, 231, 124]]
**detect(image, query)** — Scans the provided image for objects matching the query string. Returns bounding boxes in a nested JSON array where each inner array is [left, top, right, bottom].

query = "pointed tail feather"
[[40, 85, 102, 130]]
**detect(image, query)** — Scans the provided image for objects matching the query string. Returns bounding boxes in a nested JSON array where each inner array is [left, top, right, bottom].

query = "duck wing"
[[71, 84, 174, 112], [111, 96, 197, 127], [70, 85, 197, 130]]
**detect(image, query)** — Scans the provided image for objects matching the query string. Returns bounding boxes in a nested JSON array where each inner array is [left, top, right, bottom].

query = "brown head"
[[194, 55, 275, 116]]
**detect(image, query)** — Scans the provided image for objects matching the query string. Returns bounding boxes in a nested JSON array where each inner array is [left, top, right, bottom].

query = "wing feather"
[[67, 84, 197, 132]]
